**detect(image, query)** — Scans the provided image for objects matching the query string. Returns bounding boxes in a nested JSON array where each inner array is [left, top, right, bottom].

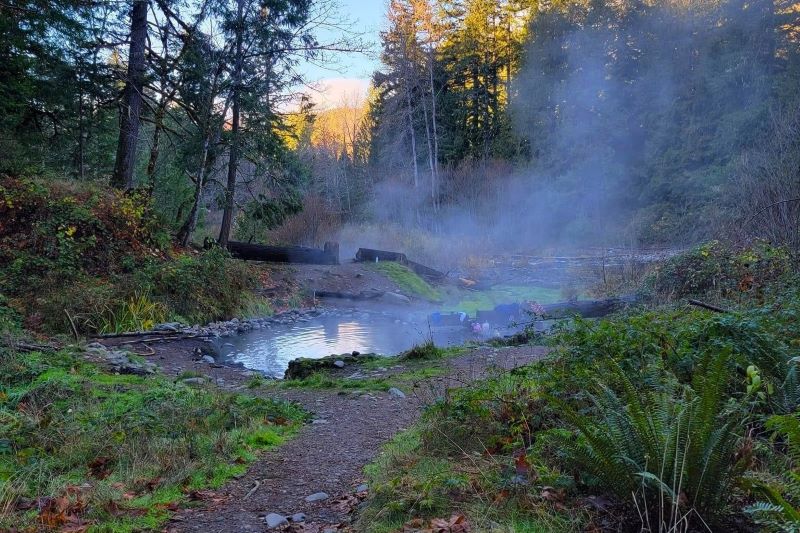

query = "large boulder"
[[284, 353, 380, 380]]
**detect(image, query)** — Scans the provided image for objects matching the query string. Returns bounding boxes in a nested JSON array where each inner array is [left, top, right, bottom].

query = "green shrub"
[[744, 415, 800, 532], [642, 240, 791, 303], [555, 351, 748, 525], [141, 247, 258, 324]]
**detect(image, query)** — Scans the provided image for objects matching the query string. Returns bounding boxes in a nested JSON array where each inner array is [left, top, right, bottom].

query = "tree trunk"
[[111, 0, 148, 189], [146, 104, 164, 183], [217, 0, 244, 247], [177, 133, 211, 246], [428, 53, 439, 209], [405, 87, 419, 189]]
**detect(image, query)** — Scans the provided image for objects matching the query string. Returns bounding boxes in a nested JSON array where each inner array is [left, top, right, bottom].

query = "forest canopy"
[[1, 0, 799, 251]]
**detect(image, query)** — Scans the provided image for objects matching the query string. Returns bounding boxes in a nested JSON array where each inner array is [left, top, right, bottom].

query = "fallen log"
[[356, 248, 407, 263], [313, 289, 384, 301], [540, 296, 636, 319], [228, 241, 338, 265], [688, 299, 729, 313], [471, 296, 637, 325]]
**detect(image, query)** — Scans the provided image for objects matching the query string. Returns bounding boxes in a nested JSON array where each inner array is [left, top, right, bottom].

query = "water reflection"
[[215, 311, 480, 377]]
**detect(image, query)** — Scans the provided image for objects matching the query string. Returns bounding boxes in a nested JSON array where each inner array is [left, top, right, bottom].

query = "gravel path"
[[105, 338, 546, 532]]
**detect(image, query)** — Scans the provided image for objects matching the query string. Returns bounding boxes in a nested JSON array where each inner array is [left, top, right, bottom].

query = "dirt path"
[[104, 339, 545, 532]]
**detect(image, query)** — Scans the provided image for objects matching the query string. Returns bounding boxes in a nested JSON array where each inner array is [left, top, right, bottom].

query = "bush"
[[642, 240, 791, 304], [0, 176, 261, 333], [359, 279, 800, 530], [141, 246, 258, 324]]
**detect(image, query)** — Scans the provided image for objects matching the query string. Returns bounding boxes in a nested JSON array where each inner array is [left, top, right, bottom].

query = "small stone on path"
[[264, 513, 288, 528], [201, 355, 215, 364], [333, 360, 345, 368], [304, 492, 329, 503], [388, 387, 406, 399], [290, 513, 306, 522], [356, 483, 368, 493]]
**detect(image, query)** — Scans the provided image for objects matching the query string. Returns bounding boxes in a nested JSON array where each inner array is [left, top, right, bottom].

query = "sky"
[[301, 0, 386, 108]]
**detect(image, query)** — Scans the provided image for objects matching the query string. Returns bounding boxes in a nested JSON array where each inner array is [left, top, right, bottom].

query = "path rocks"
[[290, 513, 306, 522], [304, 492, 329, 503], [201, 355, 216, 364], [264, 513, 289, 528], [333, 360, 345, 368], [180, 377, 206, 386], [388, 387, 406, 399]]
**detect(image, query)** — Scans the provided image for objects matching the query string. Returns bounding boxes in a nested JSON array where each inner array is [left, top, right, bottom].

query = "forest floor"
[[99, 337, 546, 532]]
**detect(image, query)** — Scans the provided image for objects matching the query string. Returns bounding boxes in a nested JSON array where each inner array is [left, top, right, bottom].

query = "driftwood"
[[688, 299, 729, 313], [91, 330, 184, 339], [228, 241, 339, 265], [355, 247, 446, 281], [112, 333, 209, 346], [2, 341, 60, 353]]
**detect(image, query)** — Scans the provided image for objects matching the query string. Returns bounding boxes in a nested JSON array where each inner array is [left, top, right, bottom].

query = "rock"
[[290, 513, 306, 522], [284, 353, 380, 380], [304, 492, 329, 503], [201, 355, 216, 364], [101, 349, 157, 375], [382, 292, 411, 304], [153, 322, 182, 332], [85, 342, 107, 353], [333, 360, 345, 368], [181, 377, 206, 386], [388, 387, 406, 399], [352, 350, 360, 356], [356, 483, 368, 493], [264, 513, 289, 528], [311, 419, 329, 424]]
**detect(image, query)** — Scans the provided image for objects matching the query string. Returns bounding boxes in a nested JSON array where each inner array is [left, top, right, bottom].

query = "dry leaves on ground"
[[401, 514, 470, 533]]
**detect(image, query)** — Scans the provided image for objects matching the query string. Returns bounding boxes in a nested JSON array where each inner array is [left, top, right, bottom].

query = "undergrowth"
[[0, 176, 264, 333], [358, 247, 800, 532], [0, 345, 306, 531]]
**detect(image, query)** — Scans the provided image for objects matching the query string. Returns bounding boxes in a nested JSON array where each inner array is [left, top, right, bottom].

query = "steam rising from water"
[[341, 0, 774, 265]]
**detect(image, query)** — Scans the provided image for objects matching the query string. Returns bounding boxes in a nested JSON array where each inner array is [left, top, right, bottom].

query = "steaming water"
[[215, 308, 486, 377]]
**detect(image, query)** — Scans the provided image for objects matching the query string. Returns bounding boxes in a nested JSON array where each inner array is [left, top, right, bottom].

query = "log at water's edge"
[[227, 241, 338, 265]]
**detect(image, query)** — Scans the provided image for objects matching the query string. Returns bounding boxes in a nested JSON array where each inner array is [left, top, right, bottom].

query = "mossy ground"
[[368, 262, 442, 301], [0, 343, 307, 532]]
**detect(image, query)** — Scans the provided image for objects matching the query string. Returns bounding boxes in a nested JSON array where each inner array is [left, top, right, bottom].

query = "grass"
[[0, 345, 306, 531], [278, 372, 391, 391], [369, 262, 442, 301]]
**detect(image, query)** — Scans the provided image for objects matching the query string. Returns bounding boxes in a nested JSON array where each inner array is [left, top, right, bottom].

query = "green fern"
[[744, 414, 800, 532], [554, 349, 747, 526]]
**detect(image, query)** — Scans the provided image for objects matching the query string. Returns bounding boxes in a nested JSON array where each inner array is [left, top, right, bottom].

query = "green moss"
[[0, 345, 306, 531], [441, 284, 561, 316], [369, 262, 442, 301]]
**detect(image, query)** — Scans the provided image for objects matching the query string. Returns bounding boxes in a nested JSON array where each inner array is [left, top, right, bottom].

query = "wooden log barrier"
[[227, 241, 339, 265]]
